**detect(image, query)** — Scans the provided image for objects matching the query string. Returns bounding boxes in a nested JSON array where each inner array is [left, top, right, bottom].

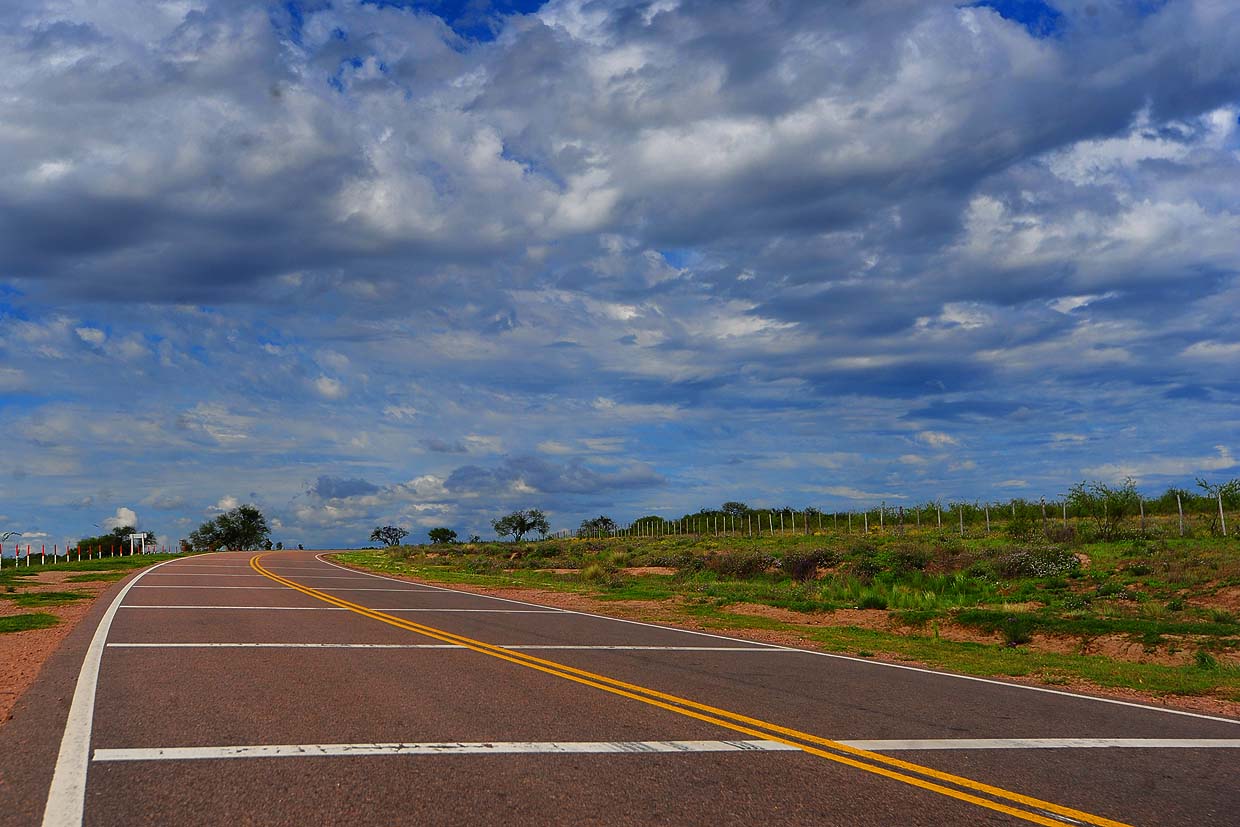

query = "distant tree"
[[1196, 478, 1240, 534], [1066, 479, 1140, 539], [275, 541, 284, 550], [78, 525, 157, 552], [579, 515, 617, 535], [370, 525, 409, 547], [491, 509, 550, 542], [428, 527, 458, 544], [467, 534, 481, 544], [297, 543, 304, 550], [188, 505, 269, 551], [721, 502, 750, 517]]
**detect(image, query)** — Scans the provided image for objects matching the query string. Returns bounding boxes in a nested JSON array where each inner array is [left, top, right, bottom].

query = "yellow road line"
[[251, 555, 1131, 827]]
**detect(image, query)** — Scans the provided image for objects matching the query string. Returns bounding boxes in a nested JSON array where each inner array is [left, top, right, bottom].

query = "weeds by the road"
[[333, 529, 1240, 703]]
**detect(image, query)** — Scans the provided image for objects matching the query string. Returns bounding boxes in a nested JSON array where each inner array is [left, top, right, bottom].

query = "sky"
[[1, 0, 1238, 549]]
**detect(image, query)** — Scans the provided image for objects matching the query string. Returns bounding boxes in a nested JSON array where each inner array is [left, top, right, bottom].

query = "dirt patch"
[[0, 571, 115, 727], [1192, 586, 1240, 612], [621, 566, 677, 576]]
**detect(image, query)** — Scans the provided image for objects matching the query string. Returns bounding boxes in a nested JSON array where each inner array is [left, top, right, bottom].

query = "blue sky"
[[1, 0, 1238, 548]]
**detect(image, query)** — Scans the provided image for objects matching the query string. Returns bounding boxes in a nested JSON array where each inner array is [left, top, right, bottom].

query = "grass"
[[333, 529, 1240, 702], [65, 571, 132, 582], [0, 613, 59, 634], [0, 590, 92, 607]]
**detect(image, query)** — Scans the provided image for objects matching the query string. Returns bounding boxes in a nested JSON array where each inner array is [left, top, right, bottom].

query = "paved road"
[[3, 551, 1238, 826]]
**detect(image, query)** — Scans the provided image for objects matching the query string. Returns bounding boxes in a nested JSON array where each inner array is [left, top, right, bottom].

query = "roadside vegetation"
[[335, 489, 1240, 704]]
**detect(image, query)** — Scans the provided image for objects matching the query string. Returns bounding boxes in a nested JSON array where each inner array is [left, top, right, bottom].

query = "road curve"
[[2, 550, 1237, 826]]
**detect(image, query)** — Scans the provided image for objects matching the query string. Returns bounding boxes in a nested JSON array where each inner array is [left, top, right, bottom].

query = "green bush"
[[704, 552, 773, 579], [781, 550, 836, 582]]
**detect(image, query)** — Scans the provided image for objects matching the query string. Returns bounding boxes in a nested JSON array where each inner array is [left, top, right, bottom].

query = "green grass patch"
[[955, 608, 1240, 639], [0, 613, 59, 633], [0, 590, 92, 607], [65, 571, 131, 582]]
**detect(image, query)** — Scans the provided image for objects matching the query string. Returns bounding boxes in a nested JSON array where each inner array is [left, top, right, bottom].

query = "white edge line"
[[92, 739, 799, 762], [41, 553, 203, 827], [314, 554, 1240, 726]]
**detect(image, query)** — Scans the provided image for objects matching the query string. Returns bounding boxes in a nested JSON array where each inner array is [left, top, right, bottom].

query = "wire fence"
[[557, 492, 1237, 542]]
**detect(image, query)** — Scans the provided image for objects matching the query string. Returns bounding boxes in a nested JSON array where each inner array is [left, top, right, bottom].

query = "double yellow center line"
[[251, 554, 1130, 827]]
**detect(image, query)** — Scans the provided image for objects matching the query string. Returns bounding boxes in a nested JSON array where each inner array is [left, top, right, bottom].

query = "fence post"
[[1139, 498, 1145, 531], [985, 505, 990, 533], [1220, 492, 1228, 537], [863, 511, 868, 534], [936, 505, 942, 529], [958, 505, 964, 537], [879, 501, 885, 532], [1177, 493, 1184, 537]]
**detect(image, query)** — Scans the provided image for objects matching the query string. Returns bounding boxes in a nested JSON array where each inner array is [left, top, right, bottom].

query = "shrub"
[[881, 545, 932, 573], [1043, 525, 1077, 544], [781, 550, 836, 582], [850, 557, 882, 584], [704, 552, 773, 579], [580, 562, 615, 583], [992, 546, 1080, 579]]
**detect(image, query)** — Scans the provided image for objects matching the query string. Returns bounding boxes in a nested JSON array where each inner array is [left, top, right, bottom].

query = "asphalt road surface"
[[3, 551, 1238, 826]]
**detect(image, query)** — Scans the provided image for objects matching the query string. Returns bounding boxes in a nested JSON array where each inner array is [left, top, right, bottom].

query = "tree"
[[428, 527, 458, 544], [275, 541, 284, 550], [1066, 479, 1140, 539], [491, 509, 550, 542], [77, 525, 157, 552], [188, 505, 269, 551], [370, 525, 409, 547], [579, 515, 616, 535], [1196, 478, 1240, 534], [721, 501, 750, 517]]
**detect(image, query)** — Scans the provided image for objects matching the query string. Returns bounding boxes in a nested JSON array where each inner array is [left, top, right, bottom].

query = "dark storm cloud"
[[309, 475, 382, 500]]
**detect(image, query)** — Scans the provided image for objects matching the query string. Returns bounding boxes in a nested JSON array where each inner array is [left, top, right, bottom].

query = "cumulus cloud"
[[1, 0, 1239, 544], [102, 506, 137, 531]]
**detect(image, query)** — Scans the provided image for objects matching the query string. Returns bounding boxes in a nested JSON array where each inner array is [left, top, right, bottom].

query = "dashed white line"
[[92, 739, 799, 762], [105, 642, 784, 651], [117, 606, 561, 612]]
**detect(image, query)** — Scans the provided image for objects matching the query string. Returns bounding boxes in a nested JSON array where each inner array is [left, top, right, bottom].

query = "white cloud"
[[1082, 445, 1237, 483], [313, 376, 347, 400], [75, 326, 106, 346], [102, 507, 138, 531], [918, 431, 960, 448]]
